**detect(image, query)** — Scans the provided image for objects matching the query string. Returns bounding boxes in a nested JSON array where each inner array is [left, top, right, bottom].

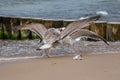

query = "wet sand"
[[0, 53, 120, 80]]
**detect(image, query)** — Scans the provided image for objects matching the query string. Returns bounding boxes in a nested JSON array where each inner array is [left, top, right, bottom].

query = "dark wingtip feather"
[[99, 36, 109, 45]]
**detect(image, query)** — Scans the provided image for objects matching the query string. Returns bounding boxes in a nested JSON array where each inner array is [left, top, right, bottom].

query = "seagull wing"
[[18, 23, 58, 47], [59, 15, 100, 39], [69, 29, 109, 45], [17, 23, 48, 39]]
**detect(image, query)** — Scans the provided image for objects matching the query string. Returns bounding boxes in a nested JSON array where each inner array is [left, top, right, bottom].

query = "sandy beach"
[[0, 53, 120, 80]]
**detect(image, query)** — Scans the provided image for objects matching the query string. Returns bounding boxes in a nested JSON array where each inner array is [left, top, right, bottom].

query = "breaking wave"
[[0, 56, 41, 62], [96, 11, 108, 16]]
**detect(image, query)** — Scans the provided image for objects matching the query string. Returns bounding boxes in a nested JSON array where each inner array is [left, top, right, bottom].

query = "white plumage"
[[73, 55, 83, 60], [40, 44, 51, 49]]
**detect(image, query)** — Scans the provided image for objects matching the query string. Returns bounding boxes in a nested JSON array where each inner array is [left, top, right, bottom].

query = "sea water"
[[0, 0, 120, 21]]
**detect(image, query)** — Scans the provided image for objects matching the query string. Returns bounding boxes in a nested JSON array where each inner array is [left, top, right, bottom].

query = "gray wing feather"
[[59, 15, 100, 39], [69, 29, 109, 45], [18, 23, 57, 44], [19, 23, 48, 39]]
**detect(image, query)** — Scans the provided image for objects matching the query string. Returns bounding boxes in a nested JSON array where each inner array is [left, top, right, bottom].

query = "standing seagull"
[[17, 15, 109, 59]]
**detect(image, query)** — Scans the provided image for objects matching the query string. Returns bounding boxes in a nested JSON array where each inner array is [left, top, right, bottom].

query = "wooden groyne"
[[0, 16, 120, 41]]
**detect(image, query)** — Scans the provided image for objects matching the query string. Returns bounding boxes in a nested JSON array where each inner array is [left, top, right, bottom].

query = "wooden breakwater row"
[[0, 16, 120, 41]]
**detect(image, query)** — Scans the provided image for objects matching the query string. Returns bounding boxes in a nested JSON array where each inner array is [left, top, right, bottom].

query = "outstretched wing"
[[59, 15, 100, 39], [17, 23, 48, 39], [69, 29, 109, 45]]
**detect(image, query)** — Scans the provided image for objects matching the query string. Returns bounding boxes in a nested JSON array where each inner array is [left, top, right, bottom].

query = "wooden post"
[[10, 17, 21, 40], [31, 18, 43, 23], [42, 19, 53, 28], [52, 20, 63, 28], [19, 17, 32, 25], [107, 22, 120, 41], [90, 21, 107, 39], [2, 17, 12, 39], [63, 20, 73, 27], [0, 17, 2, 39]]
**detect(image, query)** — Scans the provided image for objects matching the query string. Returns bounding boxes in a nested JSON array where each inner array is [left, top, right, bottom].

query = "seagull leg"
[[72, 43, 83, 60], [45, 49, 51, 58]]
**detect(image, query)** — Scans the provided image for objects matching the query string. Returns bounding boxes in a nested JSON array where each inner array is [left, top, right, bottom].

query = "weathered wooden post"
[[31, 18, 43, 23], [63, 19, 73, 27], [90, 21, 107, 39], [42, 19, 53, 28], [52, 20, 63, 28], [107, 22, 120, 41], [2, 16, 12, 39], [0, 17, 2, 39], [10, 17, 21, 40]]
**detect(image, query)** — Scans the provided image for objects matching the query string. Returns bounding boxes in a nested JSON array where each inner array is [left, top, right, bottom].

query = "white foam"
[[79, 16, 89, 20], [0, 56, 40, 61], [96, 11, 108, 16]]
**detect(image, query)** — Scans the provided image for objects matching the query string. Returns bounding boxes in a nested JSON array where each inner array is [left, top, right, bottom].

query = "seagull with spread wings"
[[17, 15, 109, 59]]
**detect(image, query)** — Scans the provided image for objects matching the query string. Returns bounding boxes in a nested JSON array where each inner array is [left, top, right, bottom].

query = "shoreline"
[[0, 53, 120, 80]]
